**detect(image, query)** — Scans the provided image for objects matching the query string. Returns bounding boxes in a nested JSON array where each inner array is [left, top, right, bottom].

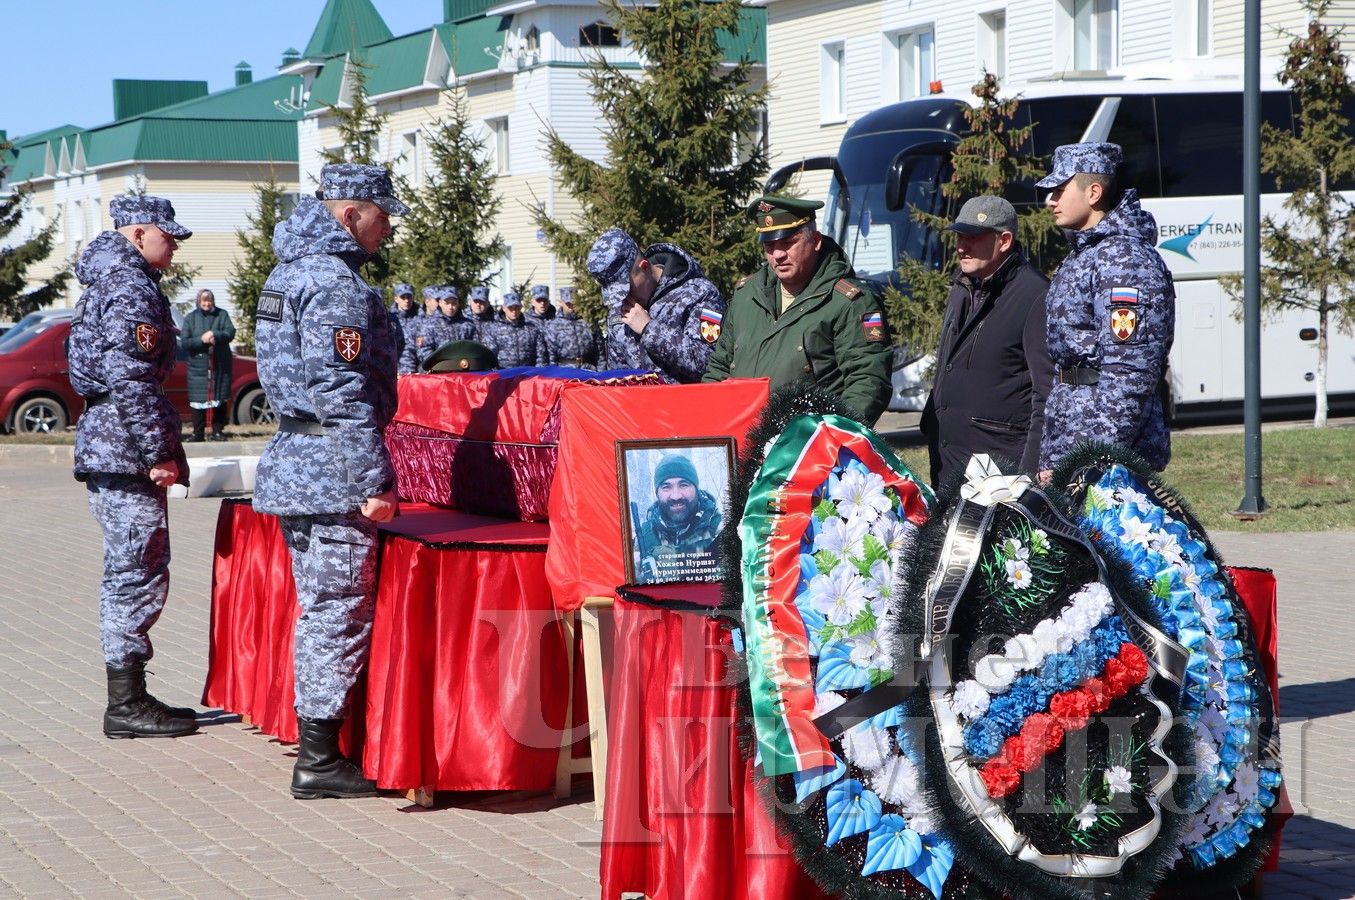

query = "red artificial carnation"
[[1097, 658, 1130, 701], [1120, 643, 1149, 683], [1024, 712, 1066, 755], [1050, 688, 1093, 730], [981, 762, 1021, 798]]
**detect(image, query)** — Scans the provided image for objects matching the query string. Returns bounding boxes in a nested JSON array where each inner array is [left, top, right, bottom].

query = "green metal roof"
[[4, 125, 84, 183], [112, 80, 209, 121], [444, 0, 498, 22], [439, 16, 509, 78], [303, 0, 393, 59], [136, 74, 303, 122], [718, 7, 765, 66], [84, 119, 298, 165]]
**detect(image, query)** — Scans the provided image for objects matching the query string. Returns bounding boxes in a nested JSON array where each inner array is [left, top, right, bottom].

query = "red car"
[[0, 308, 273, 435]]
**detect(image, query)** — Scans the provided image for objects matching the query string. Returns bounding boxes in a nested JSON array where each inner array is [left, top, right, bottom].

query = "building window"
[[1072, 0, 1118, 70], [734, 108, 769, 166], [486, 117, 510, 175], [894, 28, 936, 100], [493, 247, 513, 301], [401, 132, 421, 188], [980, 11, 1007, 80], [820, 41, 847, 122], [525, 25, 540, 53], [1190, 0, 1212, 56], [580, 21, 620, 47]]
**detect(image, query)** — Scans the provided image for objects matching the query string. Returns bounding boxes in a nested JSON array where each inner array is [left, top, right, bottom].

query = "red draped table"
[[203, 499, 579, 793], [599, 572, 1287, 900]]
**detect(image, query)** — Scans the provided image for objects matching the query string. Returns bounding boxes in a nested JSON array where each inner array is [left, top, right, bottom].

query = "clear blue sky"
[[1, 2, 440, 140]]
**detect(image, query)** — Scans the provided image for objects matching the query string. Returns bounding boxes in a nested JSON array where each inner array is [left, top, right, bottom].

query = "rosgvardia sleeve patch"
[[332, 326, 364, 364]]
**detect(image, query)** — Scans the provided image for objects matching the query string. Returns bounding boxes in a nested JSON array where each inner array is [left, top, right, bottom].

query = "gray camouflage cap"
[[110, 195, 192, 239], [422, 286, 438, 300], [393, 281, 413, 296], [1036, 142, 1123, 189], [586, 227, 639, 308], [469, 286, 490, 303], [949, 195, 1018, 235], [436, 285, 460, 302], [559, 286, 576, 304], [530, 284, 550, 301], [316, 162, 410, 215], [502, 290, 523, 308]]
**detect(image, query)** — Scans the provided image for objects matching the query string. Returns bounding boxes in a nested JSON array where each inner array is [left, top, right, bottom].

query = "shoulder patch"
[[861, 311, 885, 342], [699, 307, 723, 344], [333, 326, 364, 364], [256, 290, 284, 323], [1109, 286, 1140, 305], [735, 275, 750, 289], [834, 279, 863, 300], [133, 322, 160, 353]]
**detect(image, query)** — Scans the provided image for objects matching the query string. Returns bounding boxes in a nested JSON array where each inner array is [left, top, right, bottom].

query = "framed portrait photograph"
[[616, 437, 736, 585]]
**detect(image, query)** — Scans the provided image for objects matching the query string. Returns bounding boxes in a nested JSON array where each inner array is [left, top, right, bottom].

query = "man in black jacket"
[[920, 196, 1054, 487]]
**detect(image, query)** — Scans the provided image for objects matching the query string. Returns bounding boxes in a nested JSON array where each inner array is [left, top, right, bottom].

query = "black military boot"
[[291, 716, 378, 800], [104, 663, 198, 739]]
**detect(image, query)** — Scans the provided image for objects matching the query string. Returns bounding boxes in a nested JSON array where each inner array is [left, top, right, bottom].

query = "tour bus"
[[768, 65, 1355, 417]]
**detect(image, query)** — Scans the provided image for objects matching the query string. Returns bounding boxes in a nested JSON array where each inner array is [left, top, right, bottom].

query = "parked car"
[[0, 308, 273, 435]]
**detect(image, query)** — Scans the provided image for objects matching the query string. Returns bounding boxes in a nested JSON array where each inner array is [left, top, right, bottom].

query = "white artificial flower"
[[1119, 486, 1154, 514], [1204, 792, 1239, 828], [872, 516, 913, 555], [1120, 517, 1155, 548], [1181, 815, 1212, 847], [950, 680, 992, 719], [808, 565, 870, 627], [814, 691, 846, 718], [1002, 537, 1030, 561], [1031, 619, 1065, 658], [864, 558, 894, 602], [1003, 633, 1044, 669], [830, 468, 893, 524], [1199, 600, 1222, 630], [843, 722, 892, 772], [973, 656, 1019, 692], [1202, 703, 1231, 746], [814, 515, 870, 558], [1104, 766, 1133, 795], [1232, 763, 1260, 803], [1074, 801, 1100, 831], [906, 813, 936, 837], [1151, 530, 1185, 566], [848, 634, 890, 671], [1051, 618, 1078, 654], [1005, 558, 1034, 589], [870, 753, 921, 808], [1194, 730, 1220, 778]]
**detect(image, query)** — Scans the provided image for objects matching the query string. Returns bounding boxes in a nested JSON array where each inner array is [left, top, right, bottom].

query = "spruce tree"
[[536, 0, 768, 324], [387, 90, 506, 294], [1221, 0, 1355, 426], [0, 138, 71, 318], [226, 176, 287, 352], [885, 73, 1060, 360]]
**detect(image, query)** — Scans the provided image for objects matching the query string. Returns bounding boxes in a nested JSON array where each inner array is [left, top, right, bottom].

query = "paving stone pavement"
[[1, 459, 1352, 899]]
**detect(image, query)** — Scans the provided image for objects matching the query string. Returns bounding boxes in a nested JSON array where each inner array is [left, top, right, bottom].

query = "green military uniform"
[[421, 339, 498, 373], [702, 195, 893, 423]]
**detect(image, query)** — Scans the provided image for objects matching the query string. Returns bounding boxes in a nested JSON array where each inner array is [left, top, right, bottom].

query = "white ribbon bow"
[[959, 453, 1031, 505]]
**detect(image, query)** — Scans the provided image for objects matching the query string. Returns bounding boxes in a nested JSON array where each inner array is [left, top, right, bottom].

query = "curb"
[[0, 440, 272, 465]]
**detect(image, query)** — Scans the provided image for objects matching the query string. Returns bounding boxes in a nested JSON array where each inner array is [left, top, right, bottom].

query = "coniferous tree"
[[387, 91, 506, 293], [1, 137, 71, 317], [1221, 0, 1355, 426], [226, 176, 288, 352], [885, 73, 1061, 360], [536, 0, 768, 324]]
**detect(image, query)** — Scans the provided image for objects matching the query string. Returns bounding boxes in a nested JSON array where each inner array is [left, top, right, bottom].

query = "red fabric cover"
[[203, 500, 580, 792], [1223, 565, 1289, 873], [600, 595, 832, 900], [394, 372, 573, 442], [386, 421, 557, 521], [545, 379, 770, 613]]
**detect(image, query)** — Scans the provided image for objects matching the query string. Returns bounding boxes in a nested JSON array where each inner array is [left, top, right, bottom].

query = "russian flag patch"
[[699, 308, 723, 344], [862, 311, 884, 342], [1109, 286, 1140, 305]]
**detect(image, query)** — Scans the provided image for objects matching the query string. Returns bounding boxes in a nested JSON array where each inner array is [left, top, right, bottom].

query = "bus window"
[[1156, 93, 1290, 197], [1006, 96, 1106, 207], [1106, 96, 1162, 197]]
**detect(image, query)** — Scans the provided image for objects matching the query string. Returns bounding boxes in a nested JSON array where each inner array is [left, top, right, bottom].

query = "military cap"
[[469, 285, 490, 303], [586, 227, 640, 308], [110, 195, 192, 239], [316, 162, 410, 216], [531, 284, 550, 301], [949, 195, 1018, 235], [1036, 142, 1123, 189], [422, 286, 439, 300], [436, 285, 461, 302], [559, 286, 576, 305], [654, 453, 699, 489], [393, 281, 414, 297], [502, 290, 523, 308], [422, 339, 499, 373], [748, 194, 822, 243]]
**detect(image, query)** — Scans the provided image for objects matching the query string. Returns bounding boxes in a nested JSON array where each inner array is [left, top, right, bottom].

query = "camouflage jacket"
[[389, 304, 419, 372], [635, 488, 723, 582], [69, 231, 186, 482], [703, 236, 892, 423], [402, 311, 477, 372], [542, 311, 600, 369], [479, 317, 549, 369], [604, 243, 726, 383], [253, 196, 399, 516], [1040, 190, 1175, 471]]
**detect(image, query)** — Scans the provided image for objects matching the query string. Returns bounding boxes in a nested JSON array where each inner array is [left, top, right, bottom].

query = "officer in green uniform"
[[702, 195, 892, 423]]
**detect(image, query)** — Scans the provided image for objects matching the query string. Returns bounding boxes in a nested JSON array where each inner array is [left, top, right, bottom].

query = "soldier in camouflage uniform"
[[254, 163, 406, 799], [526, 284, 556, 332], [68, 195, 198, 739], [467, 285, 498, 336], [586, 228, 726, 382], [1036, 143, 1175, 476], [479, 291, 549, 368], [388, 282, 418, 370], [541, 286, 600, 369], [417, 290, 482, 371], [703, 196, 892, 423], [634, 454, 722, 584]]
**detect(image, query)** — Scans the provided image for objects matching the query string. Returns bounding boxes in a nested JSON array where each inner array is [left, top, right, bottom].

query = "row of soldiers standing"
[[390, 282, 598, 373]]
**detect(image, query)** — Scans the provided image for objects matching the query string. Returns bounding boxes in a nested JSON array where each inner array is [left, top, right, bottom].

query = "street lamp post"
[[1235, 0, 1267, 519]]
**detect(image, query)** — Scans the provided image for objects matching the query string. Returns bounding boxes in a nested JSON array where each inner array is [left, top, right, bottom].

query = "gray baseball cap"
[[1036, 142, 1122, 189], [949, 196, 1017, 235]]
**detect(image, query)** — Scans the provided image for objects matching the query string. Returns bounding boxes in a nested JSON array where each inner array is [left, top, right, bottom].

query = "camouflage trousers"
[[279, 511, 379, 719], [85, 474, 170, 667]]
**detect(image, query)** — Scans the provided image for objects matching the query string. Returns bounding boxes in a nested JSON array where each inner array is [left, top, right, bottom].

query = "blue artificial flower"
[[825, 779, 883, 846], [962, 718, 1006, 759], [861, 814, 922, 875]]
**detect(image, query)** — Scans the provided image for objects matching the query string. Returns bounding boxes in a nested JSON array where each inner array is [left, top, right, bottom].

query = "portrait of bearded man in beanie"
[[619, 441, 733, 585]]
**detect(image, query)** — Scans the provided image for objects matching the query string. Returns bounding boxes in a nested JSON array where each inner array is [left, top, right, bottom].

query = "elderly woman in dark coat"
[[180, 289, 236, 441]]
